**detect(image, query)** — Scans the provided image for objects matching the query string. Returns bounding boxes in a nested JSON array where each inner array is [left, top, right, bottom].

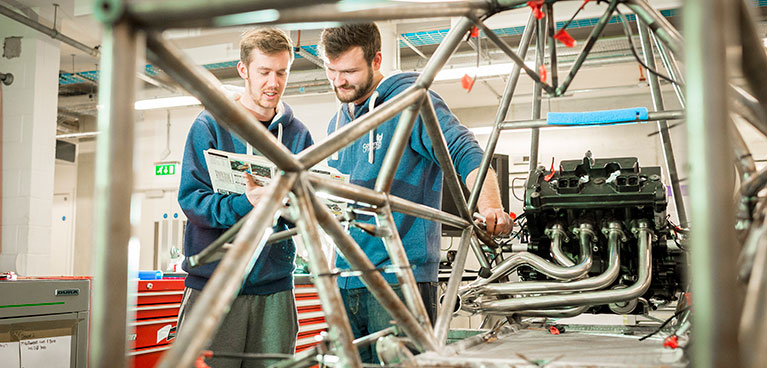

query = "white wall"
[[52, 158, 78, 275], [1, 10, 60, 276], [74, 139, 95, 276]]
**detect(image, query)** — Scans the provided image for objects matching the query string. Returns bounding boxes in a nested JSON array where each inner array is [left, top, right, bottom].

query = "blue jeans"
[[339, 282, 438, 363]]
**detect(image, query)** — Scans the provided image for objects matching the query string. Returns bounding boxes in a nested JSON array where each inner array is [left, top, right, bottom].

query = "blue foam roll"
[[547, 107, 649, 126], [138, 270, 164, 280]]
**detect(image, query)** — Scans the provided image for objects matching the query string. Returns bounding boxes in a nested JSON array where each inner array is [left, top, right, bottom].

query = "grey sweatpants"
[[177, 288, 299, 368]]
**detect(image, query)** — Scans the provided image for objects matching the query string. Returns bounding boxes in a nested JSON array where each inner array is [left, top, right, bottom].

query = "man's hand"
[[477, 207, 513, 236], [466, 168, 513, 237], [244, 173, 268, 206]]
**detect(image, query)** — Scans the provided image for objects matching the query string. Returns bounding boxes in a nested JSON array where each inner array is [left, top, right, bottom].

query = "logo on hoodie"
[[362, 133, 384, 153]]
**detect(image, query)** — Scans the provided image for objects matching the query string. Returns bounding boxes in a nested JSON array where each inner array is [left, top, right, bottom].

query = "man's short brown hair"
[[240, 28, 294, 65], [319, 23, 381, 64]]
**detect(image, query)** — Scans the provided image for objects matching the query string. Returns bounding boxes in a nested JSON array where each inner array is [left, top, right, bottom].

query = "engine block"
[[522, 155, 686, 312]]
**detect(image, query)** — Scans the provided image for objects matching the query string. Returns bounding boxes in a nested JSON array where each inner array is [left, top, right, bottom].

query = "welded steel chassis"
[[89, 0, 767, 367]]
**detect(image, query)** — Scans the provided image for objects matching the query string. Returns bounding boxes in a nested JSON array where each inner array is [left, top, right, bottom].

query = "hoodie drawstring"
[[331, 103, 344, 160], [367, 91, 379, 164]]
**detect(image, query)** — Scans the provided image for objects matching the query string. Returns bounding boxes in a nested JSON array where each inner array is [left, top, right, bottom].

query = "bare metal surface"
[[685, 0, 741, 364], [468, 223, 594, 289], [740, 216, 767, 368], [375, 102, 423, 193], [625, 0, 684, 57], [306, 175, 470, 229], [651, 32, 685, 108], [742, 167, 767, 199], [377, 205, 433, 331], [298, 87, 426, 168], [731, 85, 767, 137], [528, 13, 545, 173], [126, 0, 336, 28], [90, 19, 135, 368], [557, 0, 620, 95], [292, 178, 361, 367], [474, 17, 554, 95], [254, 1, 489, 27], [637, 19, 688, 228], [549, 224, 574, 267], [479, 222, 651, 313], [477, 224, 621, 296], [420, 94, 470, 221], [91, 0, 765, 366], [434, 228, 474, 345], [415, 327, 687, 367], [467, 13, 536, 214], [309, 186, 439, 353], [738, 0, 767, 131]]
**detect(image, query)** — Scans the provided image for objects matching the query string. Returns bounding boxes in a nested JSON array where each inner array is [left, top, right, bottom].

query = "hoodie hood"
[[221, 84, 297, 154], [220, 83, 296, 132], [341, 72, 419, 121], [325, 71, 485, 289], [333, 72, 419, 163]]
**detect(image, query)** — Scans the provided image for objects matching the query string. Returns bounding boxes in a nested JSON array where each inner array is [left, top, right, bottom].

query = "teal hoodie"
[[327, 72, 484, 289], [179, 102, 313, 295]]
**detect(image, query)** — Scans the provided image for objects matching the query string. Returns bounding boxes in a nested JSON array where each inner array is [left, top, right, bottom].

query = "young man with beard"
[[177, 28, 313, 368], [320, 23, 512, 362]]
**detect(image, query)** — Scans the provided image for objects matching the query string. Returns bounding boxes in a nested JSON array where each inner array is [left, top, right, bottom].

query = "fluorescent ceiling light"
[[135, 96, 201, 110], [434, 62, 533, 81]]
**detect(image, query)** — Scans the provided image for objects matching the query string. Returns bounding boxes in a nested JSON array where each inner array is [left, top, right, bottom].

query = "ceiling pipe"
[[0, 3, 100, 58]]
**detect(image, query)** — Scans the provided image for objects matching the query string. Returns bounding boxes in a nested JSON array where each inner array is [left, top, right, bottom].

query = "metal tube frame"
[[685, 0, 741, 365], [91, 0, 767, 366], [528, 10, 546, 173], [290, 177, 362, 367], [156, 174, 297, 368], [90, 18, 136, 368], [637, 19, 689, 228], [377, 204, 433, 329], [651, 31, 686, 108], [556, 0, 620, 95]]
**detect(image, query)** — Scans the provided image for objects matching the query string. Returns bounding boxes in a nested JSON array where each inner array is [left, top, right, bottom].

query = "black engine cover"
[[521, 155, 685, 312]]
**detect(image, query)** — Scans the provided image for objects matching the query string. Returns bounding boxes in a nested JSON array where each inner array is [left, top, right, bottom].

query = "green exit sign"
[[155, 164, 176, 176]]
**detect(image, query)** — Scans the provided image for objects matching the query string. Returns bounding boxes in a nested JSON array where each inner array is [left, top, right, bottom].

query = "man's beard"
[[334, 66, 374, 103]]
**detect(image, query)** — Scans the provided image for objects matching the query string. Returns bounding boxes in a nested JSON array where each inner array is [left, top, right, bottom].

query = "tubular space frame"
[[90, 0, 763, 367]]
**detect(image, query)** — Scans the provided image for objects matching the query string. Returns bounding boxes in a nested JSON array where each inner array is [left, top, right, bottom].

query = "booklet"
[[203, 148, 349, 215]]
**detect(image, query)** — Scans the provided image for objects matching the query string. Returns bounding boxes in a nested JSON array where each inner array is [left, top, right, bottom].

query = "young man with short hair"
[[178, 28, 313, 368], [320, 23, 512, 362]]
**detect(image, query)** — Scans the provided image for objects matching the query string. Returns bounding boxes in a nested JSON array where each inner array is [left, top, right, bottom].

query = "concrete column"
[[74, 116, 96, 276], [377, 21, 400, 75], [0, 14, 60, 275]]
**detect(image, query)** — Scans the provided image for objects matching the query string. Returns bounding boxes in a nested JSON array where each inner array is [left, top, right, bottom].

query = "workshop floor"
[[414, 325, 688, 367]]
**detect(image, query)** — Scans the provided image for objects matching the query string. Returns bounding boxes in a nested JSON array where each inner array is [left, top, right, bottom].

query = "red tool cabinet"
[[126, 275, 327, 367], [128, 278, 185, 368], [294, 278, 328, 353]]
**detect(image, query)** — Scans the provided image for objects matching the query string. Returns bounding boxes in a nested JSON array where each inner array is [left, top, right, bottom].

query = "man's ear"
[[371, 51, 382, 71], [236, 61, 248, 80]]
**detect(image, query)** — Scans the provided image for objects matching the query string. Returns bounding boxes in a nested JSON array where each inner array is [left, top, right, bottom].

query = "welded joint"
[[572, 223, 597, 242], [631, 220, 654, 239], [602, 222, 628, 242], [545, 223, 569, 242], [94, 0, 126, 24]]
